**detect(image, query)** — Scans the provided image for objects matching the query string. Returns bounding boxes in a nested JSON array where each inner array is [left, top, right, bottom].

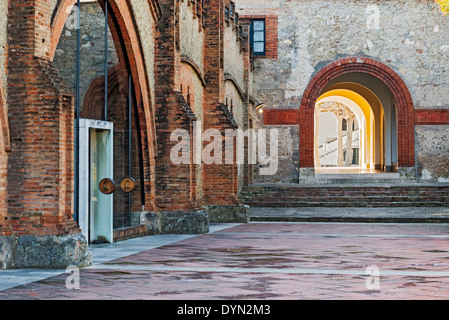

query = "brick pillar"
[[202, 0, 249, 223], [148, 0, 208, 234], [0, 0, 91, 269], [241, 24, 252, 189]]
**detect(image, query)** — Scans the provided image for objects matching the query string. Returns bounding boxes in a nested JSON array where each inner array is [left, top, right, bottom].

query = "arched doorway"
[[300, 57, 415, 178], [50, 0, 156, 242]]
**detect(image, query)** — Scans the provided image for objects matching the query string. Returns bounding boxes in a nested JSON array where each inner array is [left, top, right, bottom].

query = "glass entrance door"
[[90, 128, 113, 243]]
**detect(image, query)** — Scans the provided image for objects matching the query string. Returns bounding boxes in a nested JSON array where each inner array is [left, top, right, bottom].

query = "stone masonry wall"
[[416, 125, 449, 181], [53, 3, 119, 113], [236, 0, 449, 182], [224, 18, 244, 91], [180, 0, 205, 74]]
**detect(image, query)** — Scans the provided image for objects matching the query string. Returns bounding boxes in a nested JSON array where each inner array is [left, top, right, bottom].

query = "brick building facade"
[[1, 0, 449, 269], [0, 0, 254, 269]]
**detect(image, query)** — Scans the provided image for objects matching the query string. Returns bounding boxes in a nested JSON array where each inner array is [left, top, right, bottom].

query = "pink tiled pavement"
[[1, 222, 449, 300]]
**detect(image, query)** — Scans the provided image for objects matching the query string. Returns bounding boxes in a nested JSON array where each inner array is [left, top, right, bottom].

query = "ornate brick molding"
[[263, 109, 299, 126], [415, 109, 449, 125]]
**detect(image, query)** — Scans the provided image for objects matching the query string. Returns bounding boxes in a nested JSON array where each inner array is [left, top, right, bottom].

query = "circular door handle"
[[120, 177, 136, 193], [99, 178, 116, 194]]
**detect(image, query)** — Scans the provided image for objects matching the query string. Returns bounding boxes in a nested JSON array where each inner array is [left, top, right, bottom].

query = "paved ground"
[[1, 214, 449, 300]]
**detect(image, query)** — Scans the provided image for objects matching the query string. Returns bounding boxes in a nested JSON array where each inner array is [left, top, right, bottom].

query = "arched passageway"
[[50, 0, 157, 242], [300, 57, 415, 176]]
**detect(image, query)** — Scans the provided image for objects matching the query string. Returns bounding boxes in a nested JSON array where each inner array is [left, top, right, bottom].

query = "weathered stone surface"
[[53, 3, 119, 111], [0, 234, 91, 270], [416, 125, 449, 182], [204, 204, 251, 223], [141, 211, 209, 235], [0, 236, 15, 270]]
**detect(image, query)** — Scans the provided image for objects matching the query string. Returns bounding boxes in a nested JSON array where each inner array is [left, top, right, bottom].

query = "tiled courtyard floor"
[[1, 219, 449, 300]]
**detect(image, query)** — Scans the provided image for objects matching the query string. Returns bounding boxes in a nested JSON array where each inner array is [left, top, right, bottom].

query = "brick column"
[[147, 0, 208, 234], [201, 0, 249, 223], [0, 0, 91, 269]]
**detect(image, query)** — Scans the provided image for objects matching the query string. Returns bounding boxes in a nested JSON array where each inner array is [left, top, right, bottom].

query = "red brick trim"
[[81, 65, 121, 120], [239, 15, 278, 59], [263, 109, 299, 126], [300, 57, 415, 168], [415, 109, 449, 125]]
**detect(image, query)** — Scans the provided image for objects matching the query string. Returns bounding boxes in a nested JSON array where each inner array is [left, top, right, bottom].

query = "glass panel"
[[253, 42, 265, 53], [253, 31, 265, 42], [253, 20, 264, 31], [90, 129, 113, 243]]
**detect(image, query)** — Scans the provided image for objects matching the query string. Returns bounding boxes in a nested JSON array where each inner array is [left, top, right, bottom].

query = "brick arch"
[[82, 64, 121, 120], [50, 0, 158, 209], [299, 57, 415, 169]]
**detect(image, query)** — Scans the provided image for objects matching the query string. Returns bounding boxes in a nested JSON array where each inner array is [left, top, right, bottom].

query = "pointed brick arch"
[[300, 57, 415, 169], [50, 0, 158, 209]]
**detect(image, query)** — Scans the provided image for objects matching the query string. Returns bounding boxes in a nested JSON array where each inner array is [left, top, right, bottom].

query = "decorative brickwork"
[[263, 109, 299, 126], [415, 109, 449, 125]]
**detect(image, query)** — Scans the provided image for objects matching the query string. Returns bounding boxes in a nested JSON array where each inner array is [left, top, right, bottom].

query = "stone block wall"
[[236, 0, 449, 182]]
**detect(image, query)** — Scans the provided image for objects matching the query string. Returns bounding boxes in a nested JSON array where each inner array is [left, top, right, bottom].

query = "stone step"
[[241, 184, 449, 208], [245, 201, 446, 207]]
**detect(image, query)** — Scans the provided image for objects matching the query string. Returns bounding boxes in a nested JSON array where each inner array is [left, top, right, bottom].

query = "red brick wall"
[[3, 0, 80, 236], [154, 0, 199, 212], [415, 109, 449, 125], [201, 0, 239, 205], [263, 109, 299, 126]]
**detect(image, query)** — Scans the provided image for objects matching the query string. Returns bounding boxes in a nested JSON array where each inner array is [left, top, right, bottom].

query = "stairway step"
[[246, 202, 446, 208]]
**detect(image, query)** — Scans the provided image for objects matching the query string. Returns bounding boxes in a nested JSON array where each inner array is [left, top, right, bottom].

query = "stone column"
[[337, 113, 344, 167], [314, 108, 321, 167], [345, 117, 354, 167]]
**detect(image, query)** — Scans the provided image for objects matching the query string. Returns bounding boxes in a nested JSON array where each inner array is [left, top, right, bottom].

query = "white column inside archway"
[[316, 96, 373, 169]]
